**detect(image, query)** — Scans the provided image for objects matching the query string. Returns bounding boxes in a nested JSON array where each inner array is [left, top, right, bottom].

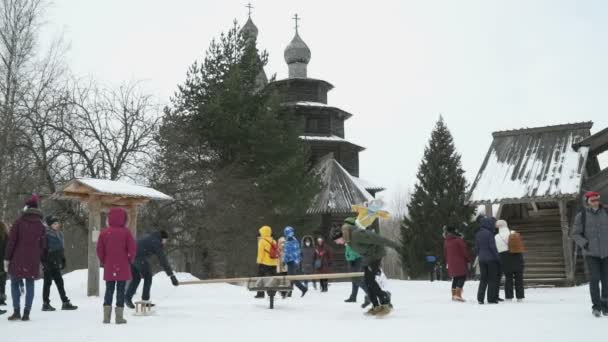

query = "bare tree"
[[50, 80, 161, 182]]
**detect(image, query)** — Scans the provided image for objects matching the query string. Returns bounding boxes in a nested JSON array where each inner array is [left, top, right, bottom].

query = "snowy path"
[[1, 270, 603, 342]]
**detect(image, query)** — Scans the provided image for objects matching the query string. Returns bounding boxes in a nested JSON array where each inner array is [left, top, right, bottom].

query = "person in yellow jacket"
[[254, 226, 278, 299]]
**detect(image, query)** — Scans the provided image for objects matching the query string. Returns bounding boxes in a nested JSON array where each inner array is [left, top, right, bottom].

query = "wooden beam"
[[87, 198, 102, 297], [180, 272, 364, 286], [530, 202, 539, 212], [558, 200, 575, 283]]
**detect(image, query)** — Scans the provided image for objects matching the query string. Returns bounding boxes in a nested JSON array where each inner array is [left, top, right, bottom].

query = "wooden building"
[[467, 122, 600, 286]]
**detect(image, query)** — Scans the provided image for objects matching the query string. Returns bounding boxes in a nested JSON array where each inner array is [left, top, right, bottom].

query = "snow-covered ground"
[[2, 270, 604, 342]]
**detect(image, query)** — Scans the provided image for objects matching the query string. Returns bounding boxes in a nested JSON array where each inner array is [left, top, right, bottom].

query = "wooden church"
[[241, 15, 383, 268]]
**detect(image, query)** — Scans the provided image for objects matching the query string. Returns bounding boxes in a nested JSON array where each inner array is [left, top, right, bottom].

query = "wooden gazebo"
[[55, 178, 173, 296]]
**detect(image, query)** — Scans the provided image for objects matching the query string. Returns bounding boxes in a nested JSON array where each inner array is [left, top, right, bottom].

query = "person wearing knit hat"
[[125, 230, 178, 309], [41, 216, 78, 312], [5, 194, 46, 321], [332, 217, 401, 316], [572, 190, 608, 317], [444, 225, 471, 302]]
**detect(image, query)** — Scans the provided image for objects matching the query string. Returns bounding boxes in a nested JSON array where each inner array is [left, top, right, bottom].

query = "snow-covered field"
[[2, 270, 604, 342]]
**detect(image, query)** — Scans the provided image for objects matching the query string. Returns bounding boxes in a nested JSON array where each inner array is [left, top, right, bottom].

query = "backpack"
[[268, 240, 280, 259], [507, 232, 525, 253]]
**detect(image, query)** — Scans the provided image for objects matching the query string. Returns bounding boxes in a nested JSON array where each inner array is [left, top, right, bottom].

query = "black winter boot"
[[21, 309, 30, 321], [344, 296, 356, 303], [0, 293, 7, 305], [61, 301, 78, 310], [125, 298, 135, 309], [42, 303, 56, 311], [0, 308, 6, 315], [7, 309, 21, 321], [361, 296, 371, 309]]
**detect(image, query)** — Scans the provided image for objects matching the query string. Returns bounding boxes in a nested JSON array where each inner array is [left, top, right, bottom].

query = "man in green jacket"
[[331, 217, 401, 316], [344, 243, 368, 303]]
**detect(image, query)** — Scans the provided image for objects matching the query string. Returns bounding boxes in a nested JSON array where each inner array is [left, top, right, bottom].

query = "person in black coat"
[[125, 231, 178, 308], [41, 216, 78, 311]]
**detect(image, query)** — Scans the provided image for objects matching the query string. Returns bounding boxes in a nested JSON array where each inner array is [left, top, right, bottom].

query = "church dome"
[[241, 17, 258, 39], [284, 33, 311, 65]]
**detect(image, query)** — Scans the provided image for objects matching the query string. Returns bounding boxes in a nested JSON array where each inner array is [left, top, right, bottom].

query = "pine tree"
[[149, 21, 320, 278], [400, 117, 475, 278]]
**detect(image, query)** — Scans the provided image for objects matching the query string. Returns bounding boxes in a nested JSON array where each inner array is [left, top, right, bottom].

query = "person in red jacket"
[[443, 225, 471, 302], [96, 207, 136, 324], [4, 195, 47, 321]]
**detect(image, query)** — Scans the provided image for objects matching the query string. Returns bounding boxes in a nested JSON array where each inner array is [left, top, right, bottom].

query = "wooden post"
[[88, 199, 102, 297], [559, 200, 574, 283], [495, 204, 504, 219], [485, 204, 493, 217], [128, 204, 138, 238]]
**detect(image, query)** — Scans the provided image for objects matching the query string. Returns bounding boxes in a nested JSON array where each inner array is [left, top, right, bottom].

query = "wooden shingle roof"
[[468, 122, 592, 205], [307, 155, 372, 214]]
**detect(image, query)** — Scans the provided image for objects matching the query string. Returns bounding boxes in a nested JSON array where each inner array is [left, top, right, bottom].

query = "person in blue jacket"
[[125, 230, 179, 309], [283, 226, 308, 297], [475, 217, 500, 304]]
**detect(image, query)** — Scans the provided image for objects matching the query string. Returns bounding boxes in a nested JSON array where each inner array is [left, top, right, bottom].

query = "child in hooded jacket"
[[283, 226, 308, 297]]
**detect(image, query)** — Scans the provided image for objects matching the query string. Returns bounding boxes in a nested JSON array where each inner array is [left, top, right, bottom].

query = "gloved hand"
[[170, 275, 179, 286], [61, 257, 67, 270]]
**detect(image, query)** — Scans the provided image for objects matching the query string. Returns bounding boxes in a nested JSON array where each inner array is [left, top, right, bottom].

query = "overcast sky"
[[43, 0, 608, 206]]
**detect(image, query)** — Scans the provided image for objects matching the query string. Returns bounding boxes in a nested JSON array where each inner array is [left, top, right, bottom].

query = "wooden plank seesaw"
[[180, 272, 364, 310]]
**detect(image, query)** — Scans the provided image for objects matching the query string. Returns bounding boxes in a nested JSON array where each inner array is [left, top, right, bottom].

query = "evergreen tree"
[[400, 117, 475, 278], [148, 22, 320, 278]]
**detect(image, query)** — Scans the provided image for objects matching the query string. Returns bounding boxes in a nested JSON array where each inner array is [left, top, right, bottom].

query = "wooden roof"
[[468, 122, 592, 205], [55, 178, 173, 207], [307, 155, 372, 214]]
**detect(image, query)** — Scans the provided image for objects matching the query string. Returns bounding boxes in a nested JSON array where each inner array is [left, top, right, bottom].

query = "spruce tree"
[[149, 22, 319, 278], [400, 117, 475, 278]]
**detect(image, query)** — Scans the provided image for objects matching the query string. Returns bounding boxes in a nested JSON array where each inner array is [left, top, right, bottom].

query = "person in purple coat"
[[475, 217, 500, 304], [4, 195, 47, 321]]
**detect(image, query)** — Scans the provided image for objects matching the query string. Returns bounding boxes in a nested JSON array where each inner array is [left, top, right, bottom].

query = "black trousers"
[[43, 268, 69, 304], [451, 276, 466, 289], [126, 262, 153, 301], [256, 264, 277, 298], [0, 271, 6, 300], [586, 256, 608, 310], [319, 279, 329, 291], [477, 260, 499, 303], [364, 259, 389, 308], [504, 270, 524, 299]]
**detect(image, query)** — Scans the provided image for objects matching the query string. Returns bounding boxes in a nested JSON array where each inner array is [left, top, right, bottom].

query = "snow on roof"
[[300, 135, 345, 142], [299, 135, 365, 151], [352, 177, 385, 191], [282, 101, 353, 119], [468, 123, 591, 205], [68, 178, 173, 201], [308, 156, 373, 214]]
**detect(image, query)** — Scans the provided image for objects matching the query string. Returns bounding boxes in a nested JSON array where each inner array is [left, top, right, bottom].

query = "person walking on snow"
[[254, 225, 278, 299], [313, 236, 333, 292], [300, 235, 317, 290], [494, 219, 525, 302], [96, 207, 137, 324], [475, 217, 500, 305], [41, 216, 77, 311], [4, 195, 47, 322], [283, 226, 308, 297], [443, 225, 471, 302], [125, 230, 179, 309], [572, 191, 608, 317], [344, 241, 368, 303], [331, 217, 401, 316]]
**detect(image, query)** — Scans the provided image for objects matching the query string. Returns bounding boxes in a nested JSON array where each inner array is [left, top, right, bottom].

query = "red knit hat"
[[585, 191, 600, 199], [25, 194, 40, 208]]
